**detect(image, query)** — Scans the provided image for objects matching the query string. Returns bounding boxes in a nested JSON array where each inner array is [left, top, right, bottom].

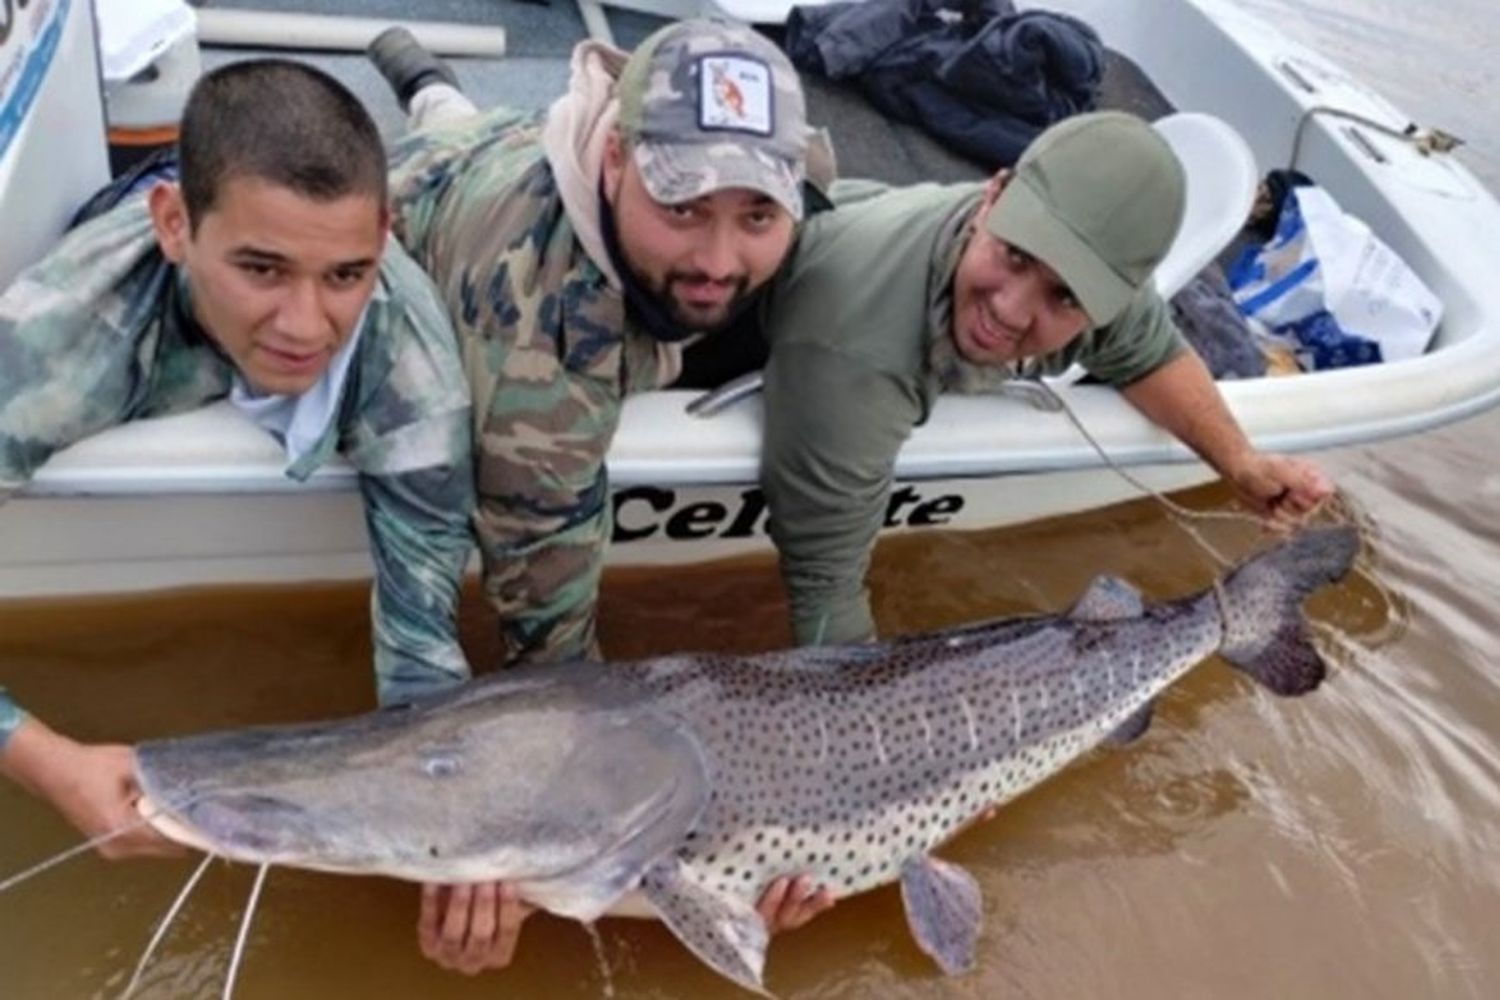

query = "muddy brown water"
[[3, 1, 1499, 997]]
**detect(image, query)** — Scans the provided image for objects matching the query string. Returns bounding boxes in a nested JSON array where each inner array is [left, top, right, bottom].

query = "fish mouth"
[[138, 791, 334, 864]]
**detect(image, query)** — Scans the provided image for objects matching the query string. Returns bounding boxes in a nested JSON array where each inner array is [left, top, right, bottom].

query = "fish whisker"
[[222, 863, 271, 1000], [0, 812, 167, 895], [122, 852, 215, 998]]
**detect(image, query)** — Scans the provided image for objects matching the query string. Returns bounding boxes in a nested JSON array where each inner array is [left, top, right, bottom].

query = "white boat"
[[2, 0, 1497, 598]]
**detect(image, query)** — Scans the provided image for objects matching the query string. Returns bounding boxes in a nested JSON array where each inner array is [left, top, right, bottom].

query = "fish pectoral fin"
[[640, 857, 771, 995], [1069, 575, 1144, 621], [899, 855, 982, 976], [1104, 699, 1156, 746]]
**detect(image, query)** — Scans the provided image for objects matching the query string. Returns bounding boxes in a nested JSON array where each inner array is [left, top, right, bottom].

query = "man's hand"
[[1224, 452, 1334, 530], [1119, 353, 1335, 532], [0, 718, 181, 859], [757, 874, 835, 934], [418, 881, 534, 975]]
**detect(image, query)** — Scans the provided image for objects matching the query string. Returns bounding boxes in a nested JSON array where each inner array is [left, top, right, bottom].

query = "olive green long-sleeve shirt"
[[760, 182, 1185, 646]]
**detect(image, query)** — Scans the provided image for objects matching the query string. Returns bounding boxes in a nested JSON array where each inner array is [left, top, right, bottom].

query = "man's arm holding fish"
[[1118, 349, 1332, 527], [0, 719, 181, 858], [0, 275, 183, 858]]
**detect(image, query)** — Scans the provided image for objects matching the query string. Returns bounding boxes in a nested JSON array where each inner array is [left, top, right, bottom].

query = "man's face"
[[951, 177, 1092, 367], [150, 176, 387, 395], [604, 137, 796, 332]]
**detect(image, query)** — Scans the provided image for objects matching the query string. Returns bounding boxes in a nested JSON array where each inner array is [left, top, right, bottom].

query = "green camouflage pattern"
[[619, 19, 807, 217], [0, 198, 476, 747], [388, 107, 665, 668]]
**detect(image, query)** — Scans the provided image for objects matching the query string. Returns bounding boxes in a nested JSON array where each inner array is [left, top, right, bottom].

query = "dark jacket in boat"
[[785, 0, 1105, 169]]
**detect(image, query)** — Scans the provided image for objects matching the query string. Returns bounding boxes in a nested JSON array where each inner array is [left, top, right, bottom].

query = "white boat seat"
[[1150, 111, 1259, 298]]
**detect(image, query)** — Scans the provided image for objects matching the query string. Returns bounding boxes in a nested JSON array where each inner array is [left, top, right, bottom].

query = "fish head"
[[134, 675, 711, 889]]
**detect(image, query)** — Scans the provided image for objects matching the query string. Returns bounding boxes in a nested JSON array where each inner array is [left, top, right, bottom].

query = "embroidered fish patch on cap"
[[697, 55, 773, 136]]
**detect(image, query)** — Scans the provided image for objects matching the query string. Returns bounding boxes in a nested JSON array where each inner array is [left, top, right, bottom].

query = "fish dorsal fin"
[[1068, 575, 1144, 621], [640, 857, 770, 995], [900, 855, 983, 975]]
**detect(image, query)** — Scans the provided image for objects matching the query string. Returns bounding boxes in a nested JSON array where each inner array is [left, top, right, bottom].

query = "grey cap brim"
[[985, 177, 1134, 327], [633, 141, 804, 221]]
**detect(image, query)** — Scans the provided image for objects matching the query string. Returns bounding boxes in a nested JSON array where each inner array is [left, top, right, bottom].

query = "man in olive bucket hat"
[[757, 111, 1333, 649], [368, 20, 834, 974]]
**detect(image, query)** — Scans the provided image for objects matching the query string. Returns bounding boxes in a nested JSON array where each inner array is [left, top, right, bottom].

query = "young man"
[[0, 62, 474, 860], [366, 21, 831, 972], [760, 111, 1333, 647]]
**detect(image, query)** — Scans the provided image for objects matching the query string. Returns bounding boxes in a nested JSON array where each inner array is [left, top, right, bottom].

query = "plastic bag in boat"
[[1226, 184, 1442, 370]]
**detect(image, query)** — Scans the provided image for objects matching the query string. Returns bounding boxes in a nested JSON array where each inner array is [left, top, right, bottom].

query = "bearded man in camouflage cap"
[[367, 19, 832, 974]]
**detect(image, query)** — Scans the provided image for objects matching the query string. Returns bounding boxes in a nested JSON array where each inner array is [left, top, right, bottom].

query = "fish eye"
[[423, 754, 462, 778]]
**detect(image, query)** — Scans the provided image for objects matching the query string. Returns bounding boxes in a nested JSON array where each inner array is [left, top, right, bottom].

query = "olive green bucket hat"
[[616, 19, 809, 220], [985, 111, 1186, 326]]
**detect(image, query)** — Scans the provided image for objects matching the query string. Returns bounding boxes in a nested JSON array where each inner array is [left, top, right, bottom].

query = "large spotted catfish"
[[131, 527, 1358, 992]]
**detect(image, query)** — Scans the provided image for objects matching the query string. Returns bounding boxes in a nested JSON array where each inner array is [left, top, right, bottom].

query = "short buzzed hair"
[[178, 59, 387, 229]]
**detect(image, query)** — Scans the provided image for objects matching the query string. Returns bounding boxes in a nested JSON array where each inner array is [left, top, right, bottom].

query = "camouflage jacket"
[[388, 107, 664, 667], [0, 199, 476, 748]]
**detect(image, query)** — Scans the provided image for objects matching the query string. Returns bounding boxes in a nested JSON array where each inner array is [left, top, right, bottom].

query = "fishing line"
[[1028, 378, 1398, 655], [0, 805, 175, 894], [122, 853, 216, 999], [1028, 377, 1282, 570], [686, 365, 1391, 635], [222, 863, 271, 1000]]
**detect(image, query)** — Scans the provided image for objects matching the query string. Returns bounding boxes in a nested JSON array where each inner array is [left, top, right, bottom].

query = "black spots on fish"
[[428, 845, 440, 858]]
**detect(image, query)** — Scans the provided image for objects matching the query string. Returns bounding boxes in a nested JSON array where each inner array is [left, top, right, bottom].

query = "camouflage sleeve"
[[342, 253, 478, 706], [0, 245, 156, 748], [0, 690, 25, 750], [472, 364, 619, 667], [0, 281, 141, 501], [359, 460, 475, 704]]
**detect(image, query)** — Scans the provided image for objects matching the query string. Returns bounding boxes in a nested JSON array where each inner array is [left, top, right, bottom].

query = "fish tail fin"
[[1217, 526, 1359, 695]]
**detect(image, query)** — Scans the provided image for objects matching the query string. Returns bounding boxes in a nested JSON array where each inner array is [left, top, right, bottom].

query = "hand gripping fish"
[[25, 527, 1359, 994]]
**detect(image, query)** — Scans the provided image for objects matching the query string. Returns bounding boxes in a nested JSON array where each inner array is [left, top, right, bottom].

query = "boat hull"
[[4, 0, 1499, 597]]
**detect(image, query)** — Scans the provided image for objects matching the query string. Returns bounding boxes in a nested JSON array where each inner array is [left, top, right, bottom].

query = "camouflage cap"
[[617, 19, 808, 220], [985, 111, 1186, 327]]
